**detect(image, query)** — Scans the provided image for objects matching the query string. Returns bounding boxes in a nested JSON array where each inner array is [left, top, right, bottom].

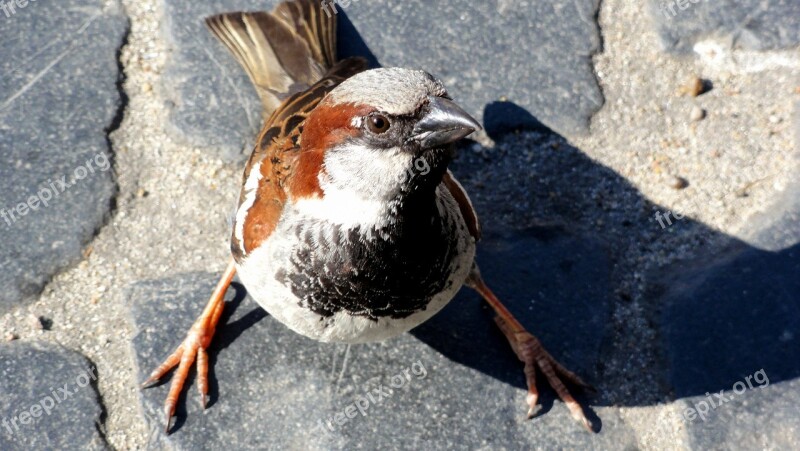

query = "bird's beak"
[[412, 96, 481, 149]]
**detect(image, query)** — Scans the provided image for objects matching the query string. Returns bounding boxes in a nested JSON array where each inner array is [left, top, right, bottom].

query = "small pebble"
[[690, 106, 706, 121], [669, 176, 689, 190], [678, 76, 706, 97], [5, 332, 18, 342]]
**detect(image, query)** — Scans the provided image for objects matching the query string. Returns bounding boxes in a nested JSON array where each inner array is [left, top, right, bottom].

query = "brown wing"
[[206, 1, 368, 260], [443, 170, 481, 242], [241, 58, 367, 184], [232, 59, 368, 261]]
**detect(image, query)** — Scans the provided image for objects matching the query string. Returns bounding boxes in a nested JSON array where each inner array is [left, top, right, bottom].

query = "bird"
[[142, 0, 594, 434]]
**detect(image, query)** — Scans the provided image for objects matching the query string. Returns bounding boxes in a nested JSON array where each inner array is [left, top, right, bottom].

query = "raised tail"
[[205, 0, 341, 116]]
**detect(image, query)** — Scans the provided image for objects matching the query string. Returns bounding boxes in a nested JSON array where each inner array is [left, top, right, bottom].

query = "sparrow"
[[143, 0, 594, 433]]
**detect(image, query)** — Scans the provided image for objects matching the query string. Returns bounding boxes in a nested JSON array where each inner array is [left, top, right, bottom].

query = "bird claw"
[[164, 403, 176, 433], [495, 317, 595, 433], [526, 404, 542, 420], [140, 261, 235, 434], [141, 324, 215, 434]]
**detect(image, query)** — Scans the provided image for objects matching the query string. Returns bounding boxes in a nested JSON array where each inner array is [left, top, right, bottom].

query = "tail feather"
[[205, 0, 338, 116], [274, 0, 336, 68]]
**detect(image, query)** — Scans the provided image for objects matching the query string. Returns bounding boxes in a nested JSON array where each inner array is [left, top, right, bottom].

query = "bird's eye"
[[367, 114, 390, 134]]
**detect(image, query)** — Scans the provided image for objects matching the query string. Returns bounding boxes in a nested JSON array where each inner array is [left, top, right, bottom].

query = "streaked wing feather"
[[232, 57, 368, 259]]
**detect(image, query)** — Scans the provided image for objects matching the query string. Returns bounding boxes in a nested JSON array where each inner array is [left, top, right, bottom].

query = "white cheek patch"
[[324, 143, 412, 196], [289, 142, 415, 229], [350, 116, 363, 128]]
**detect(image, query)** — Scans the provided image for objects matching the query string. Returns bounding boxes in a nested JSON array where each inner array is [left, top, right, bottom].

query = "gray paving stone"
[[336, 0, 604, 137], [738, 102, 800, 250], [743, 174, 800, 251], [0, 342, 107, 450], [160, 0, 604, 162], [128, 229, 633, 449], [676, 377, 800, 450], [647, 0, 800, 53], [654, 157, 800, 447], [160, 0, 263, 162], [0, 0, 128, 314]]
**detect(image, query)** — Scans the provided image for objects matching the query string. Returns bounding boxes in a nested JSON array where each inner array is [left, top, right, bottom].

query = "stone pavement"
[[1, 0, 798, 449], [0, 342, 107, 450], [0, 0, 126, 314], [159, 0, 603, 161]]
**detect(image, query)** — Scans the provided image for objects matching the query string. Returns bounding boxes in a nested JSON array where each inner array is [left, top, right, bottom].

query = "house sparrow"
[[143, 0, 593, 433]]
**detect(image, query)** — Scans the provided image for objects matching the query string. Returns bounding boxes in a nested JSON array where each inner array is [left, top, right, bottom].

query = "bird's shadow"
[[410, 100, 800, 431]]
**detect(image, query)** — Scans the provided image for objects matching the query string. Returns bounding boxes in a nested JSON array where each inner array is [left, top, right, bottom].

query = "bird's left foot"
[[141, 260, 236, 433], [467, 266, 595, 432], [494, 316, 594, 431]]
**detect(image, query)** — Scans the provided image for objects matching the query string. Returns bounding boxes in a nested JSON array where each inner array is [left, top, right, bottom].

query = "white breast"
[[234, 184, 475, 343]]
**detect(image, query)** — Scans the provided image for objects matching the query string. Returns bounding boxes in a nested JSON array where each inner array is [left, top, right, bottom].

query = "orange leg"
[[141, 260, 237, 433], [466, 266, 594, 432]]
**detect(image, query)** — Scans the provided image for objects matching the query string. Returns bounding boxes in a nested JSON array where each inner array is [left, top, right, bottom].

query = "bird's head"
[[295, 68, 480, 203]]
